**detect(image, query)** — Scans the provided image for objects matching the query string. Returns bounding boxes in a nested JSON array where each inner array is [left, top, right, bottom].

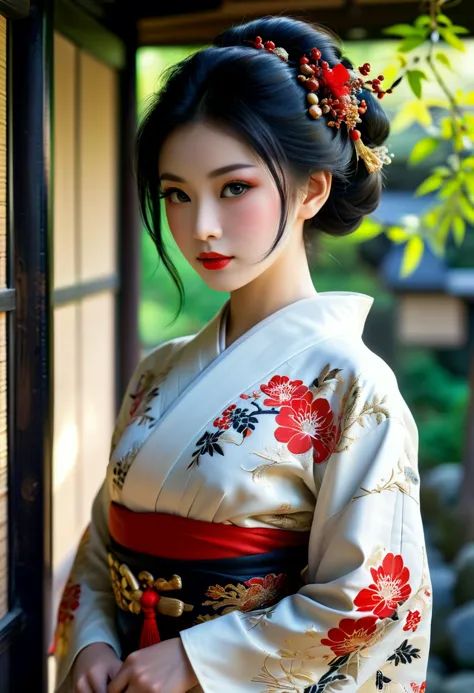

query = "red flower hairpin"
[[254, 38, 393, 174]]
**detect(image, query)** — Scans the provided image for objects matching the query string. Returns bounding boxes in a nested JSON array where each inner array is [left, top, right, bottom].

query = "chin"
[[198, 270, 252, 294]]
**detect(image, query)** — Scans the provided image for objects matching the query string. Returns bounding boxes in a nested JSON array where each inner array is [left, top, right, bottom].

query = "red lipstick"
[[197, 252, 233, 271]]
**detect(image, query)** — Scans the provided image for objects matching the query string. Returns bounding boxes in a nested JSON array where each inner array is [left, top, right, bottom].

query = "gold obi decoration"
[[107, 552, 194, 618]]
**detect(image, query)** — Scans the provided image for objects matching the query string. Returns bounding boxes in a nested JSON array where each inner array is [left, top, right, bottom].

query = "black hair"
[[136, 15, 390, 306]]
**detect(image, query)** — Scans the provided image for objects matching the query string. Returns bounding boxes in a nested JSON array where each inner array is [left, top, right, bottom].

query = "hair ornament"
[[253, 37, 393, 174], [253, 36, 289, 62]]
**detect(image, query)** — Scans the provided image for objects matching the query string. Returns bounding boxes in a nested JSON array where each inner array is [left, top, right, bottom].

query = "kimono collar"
[[165, 291, 373, 412], [216, 291, 374, 356]]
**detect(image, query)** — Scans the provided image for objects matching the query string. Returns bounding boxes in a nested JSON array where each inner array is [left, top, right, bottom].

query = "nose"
[[193, 199, 223, 241]]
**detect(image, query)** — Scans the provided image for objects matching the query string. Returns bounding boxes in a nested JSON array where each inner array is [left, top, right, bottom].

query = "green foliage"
[[407, 69, 428, 98], [400, 348, 468, 467], [408, 136, 439, 165], [376, 6, 474, 275]]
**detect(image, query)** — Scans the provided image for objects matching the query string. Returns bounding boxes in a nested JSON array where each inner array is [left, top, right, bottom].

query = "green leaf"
[[423, 206, 443, 230], [344, 217, 384, 244], [387, 227, 411, 243], [433, 166, 452, 177], [391, 101, 433, 133], [435, 51, 453, 70], [408, 137, 440, 166], [401, 237, 424, 277], [452, 215, 466, 246], [461, 156, 474, 170], [461, 91, 474, 106], [407, 69, 427, 99], [464, 171, 474, 202], [436, 13, 453, 27], [435, 215, 453, 247], [441, 117, 453, 139], [415, 14, 432, 29], [439, 28, 466, 52], [383, 24, 424, 37], [450, 26, 470, 35], [459, 194, 474, 223], [398, 35, 428, 52], [415, 174, 444, 197], [439, 178, 461, 199]]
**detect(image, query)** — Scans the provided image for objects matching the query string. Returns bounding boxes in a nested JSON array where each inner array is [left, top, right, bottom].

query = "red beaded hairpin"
[[252, 36, 391, 174]]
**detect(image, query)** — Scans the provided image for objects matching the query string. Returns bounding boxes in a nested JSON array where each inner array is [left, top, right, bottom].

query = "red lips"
[[197, 252, 233, 271]]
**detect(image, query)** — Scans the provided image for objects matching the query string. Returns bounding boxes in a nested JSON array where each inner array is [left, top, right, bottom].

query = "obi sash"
[[108, 503, 309, 657]]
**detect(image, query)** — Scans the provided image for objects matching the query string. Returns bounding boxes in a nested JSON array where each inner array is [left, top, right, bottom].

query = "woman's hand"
[[73, 642, 122, 693], [107, 637, 198, 693]]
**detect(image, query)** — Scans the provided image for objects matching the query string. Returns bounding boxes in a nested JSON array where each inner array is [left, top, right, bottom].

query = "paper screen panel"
[[78, 292, 115, 526], [53, 33, 77, 289], [53, 304, 81, 571], [79, 52, 117, 282]]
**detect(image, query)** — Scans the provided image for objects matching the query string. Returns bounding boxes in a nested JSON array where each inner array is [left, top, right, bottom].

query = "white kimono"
[[54, 292, 431, 693]]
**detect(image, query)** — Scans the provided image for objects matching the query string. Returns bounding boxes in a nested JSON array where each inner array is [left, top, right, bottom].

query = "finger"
[[107, 660, 123, 682], [74, 677, 93, 693], [87, 671, 112, 693], [107, 665, 130, 693]]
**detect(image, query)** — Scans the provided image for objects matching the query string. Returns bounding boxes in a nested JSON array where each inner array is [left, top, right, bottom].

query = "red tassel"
[[139, 589, 161, 649]]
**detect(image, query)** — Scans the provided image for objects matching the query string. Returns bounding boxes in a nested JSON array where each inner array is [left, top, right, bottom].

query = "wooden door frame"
[[0, 0, 139, 690]]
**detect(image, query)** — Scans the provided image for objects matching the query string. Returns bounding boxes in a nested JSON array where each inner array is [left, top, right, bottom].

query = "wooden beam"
[[0, 0, 29, 19], [138, 0, 344, 45], [137, 0, 473, 45]]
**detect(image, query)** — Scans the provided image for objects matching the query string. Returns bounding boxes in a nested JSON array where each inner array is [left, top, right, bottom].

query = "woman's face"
[[158, 121, 297, 293]]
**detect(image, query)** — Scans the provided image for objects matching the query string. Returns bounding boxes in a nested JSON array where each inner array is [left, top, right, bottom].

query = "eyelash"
[[159, 181, 253, 203]]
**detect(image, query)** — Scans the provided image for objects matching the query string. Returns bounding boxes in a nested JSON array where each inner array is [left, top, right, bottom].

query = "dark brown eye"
[[221, 182, 251, 198]]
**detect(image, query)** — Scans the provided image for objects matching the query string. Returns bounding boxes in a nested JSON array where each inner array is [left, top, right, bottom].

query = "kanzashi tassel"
[[139, 589, 161, 649], [350, 130, 391, 174]]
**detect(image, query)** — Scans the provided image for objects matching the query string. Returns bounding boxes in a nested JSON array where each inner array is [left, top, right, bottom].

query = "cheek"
[[227, 190, 281, 245], [165, 206, 192, 248]]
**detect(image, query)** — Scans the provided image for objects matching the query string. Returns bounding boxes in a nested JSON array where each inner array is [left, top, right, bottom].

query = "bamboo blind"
[[0, 14, 7, 620]]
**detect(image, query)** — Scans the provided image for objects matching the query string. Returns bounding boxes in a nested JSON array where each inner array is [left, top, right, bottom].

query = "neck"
[[225, 233, 317, 348]]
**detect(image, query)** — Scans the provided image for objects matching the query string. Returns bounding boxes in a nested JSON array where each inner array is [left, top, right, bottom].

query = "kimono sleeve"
[[180, 415, 432, 693], [53, 481, 117, 693], [53, 338, 184, 692]]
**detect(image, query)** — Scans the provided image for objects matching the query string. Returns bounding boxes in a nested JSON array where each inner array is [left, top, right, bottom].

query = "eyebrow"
[[159, 164, 257, 183]]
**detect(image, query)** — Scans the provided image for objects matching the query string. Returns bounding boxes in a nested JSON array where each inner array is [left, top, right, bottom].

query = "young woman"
[[54, 15, 431, 693]]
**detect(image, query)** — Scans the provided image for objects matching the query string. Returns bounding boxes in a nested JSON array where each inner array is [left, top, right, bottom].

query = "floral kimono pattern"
[[53, 293, 431, 693]]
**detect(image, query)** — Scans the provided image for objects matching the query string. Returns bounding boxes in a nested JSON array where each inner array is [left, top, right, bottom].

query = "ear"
[[297, 171, 332, 221]]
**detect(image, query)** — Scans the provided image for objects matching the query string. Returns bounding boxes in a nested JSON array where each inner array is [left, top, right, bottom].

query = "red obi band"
[[109, 503, 309, 561]]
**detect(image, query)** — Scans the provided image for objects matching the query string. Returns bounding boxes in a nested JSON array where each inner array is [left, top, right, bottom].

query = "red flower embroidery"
[[53, 581, 82, 658], [58, 581, 81, 624], [241, 573, 287, 611], [410, 683, 426, 693], [354, 553, 412, 619], [321, 616, 377, 656], [213, 404, 236, 430], [404, 610, 421, 633], [274, 392, 338, 463], [260, 375, 308, 407]]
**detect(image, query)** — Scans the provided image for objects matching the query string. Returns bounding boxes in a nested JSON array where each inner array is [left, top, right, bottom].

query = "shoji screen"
[[53, 33, 118, 601]]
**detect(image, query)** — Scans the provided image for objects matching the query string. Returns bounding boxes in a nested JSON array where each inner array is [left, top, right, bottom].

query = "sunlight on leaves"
[[401, 237, 424, 277], [408, 137, 440, 166]]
